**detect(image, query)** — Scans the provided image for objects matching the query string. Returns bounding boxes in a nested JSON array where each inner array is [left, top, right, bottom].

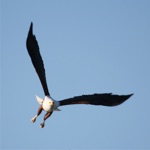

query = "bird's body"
[[26, 22, 133, 128], [37, 95, 60, 112]]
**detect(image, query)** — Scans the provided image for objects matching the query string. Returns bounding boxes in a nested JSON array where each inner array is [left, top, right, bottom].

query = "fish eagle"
[[26, 22, 133, 128]]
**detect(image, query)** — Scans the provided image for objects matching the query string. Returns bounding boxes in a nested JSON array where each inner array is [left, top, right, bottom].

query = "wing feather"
[[26, 22, 50, 96], [59, 93, 133, 107]]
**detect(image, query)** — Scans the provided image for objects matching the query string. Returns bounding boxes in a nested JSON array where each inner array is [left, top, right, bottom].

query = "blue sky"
[[1, 0, 150, 149]]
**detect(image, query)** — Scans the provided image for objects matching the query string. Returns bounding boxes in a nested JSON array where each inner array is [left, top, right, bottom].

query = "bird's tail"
[[36, 95, 43, 105]]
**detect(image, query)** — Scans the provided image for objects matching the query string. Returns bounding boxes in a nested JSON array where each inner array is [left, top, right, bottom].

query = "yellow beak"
[[49, 101, 54, 105]]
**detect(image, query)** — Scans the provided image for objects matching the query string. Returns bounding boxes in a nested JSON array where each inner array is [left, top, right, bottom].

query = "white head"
[[42, 96, 54, 112], [36, 95, 60, 112]]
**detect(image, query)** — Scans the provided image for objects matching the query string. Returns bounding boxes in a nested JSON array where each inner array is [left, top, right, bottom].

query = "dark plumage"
[[59, 93, 133, 106], [26, 22, 133, 128], [26, 22, 50, 96]]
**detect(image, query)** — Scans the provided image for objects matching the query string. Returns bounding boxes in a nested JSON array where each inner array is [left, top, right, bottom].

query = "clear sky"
[[1, 0, 150, 149]]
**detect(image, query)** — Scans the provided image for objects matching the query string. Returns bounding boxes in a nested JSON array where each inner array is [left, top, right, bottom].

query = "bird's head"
[[42, 97, 54, 112]]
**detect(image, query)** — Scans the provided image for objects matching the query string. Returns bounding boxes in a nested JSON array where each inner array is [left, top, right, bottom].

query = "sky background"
[[1, 0, 150, 149]]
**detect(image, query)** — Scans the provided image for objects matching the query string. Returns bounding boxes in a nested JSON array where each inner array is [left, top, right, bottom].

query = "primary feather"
[[59, 93, 133, 106], [26, 22, 50, 96]]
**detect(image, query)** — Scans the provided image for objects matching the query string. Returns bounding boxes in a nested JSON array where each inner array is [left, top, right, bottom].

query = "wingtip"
[[30, 21, 33, 25], [129, 93, 134, 97], [126, 93, 134, 100], [112, 93, 133, 106], [29, 22, 33, 34]]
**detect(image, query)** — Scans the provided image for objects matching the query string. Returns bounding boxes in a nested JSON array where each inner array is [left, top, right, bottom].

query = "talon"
[[40, 123, 45, 128], [31, 116, 37, 123]]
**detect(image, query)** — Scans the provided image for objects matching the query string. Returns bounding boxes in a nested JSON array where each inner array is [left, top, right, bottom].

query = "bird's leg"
[[40, 111, 53, 128], [31, 105, 43, 123]]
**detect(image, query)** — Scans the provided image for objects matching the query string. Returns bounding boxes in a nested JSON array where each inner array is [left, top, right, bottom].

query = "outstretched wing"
[[59, 93, 133, 106], [26, 22, 50, 96]]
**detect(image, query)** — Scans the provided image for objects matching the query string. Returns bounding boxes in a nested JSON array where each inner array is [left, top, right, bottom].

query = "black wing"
[[59, 93, 133, 106], [26, 22, 50, 96]]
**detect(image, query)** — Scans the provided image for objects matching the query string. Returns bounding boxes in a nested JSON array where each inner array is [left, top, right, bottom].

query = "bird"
[[26, 22, 133, 128]]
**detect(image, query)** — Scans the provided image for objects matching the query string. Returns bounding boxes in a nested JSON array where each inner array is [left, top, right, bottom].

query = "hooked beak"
[[49, 101, 54, 105]]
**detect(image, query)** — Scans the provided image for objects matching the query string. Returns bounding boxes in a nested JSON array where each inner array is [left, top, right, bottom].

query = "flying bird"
[[26, 22, 133, 128]]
